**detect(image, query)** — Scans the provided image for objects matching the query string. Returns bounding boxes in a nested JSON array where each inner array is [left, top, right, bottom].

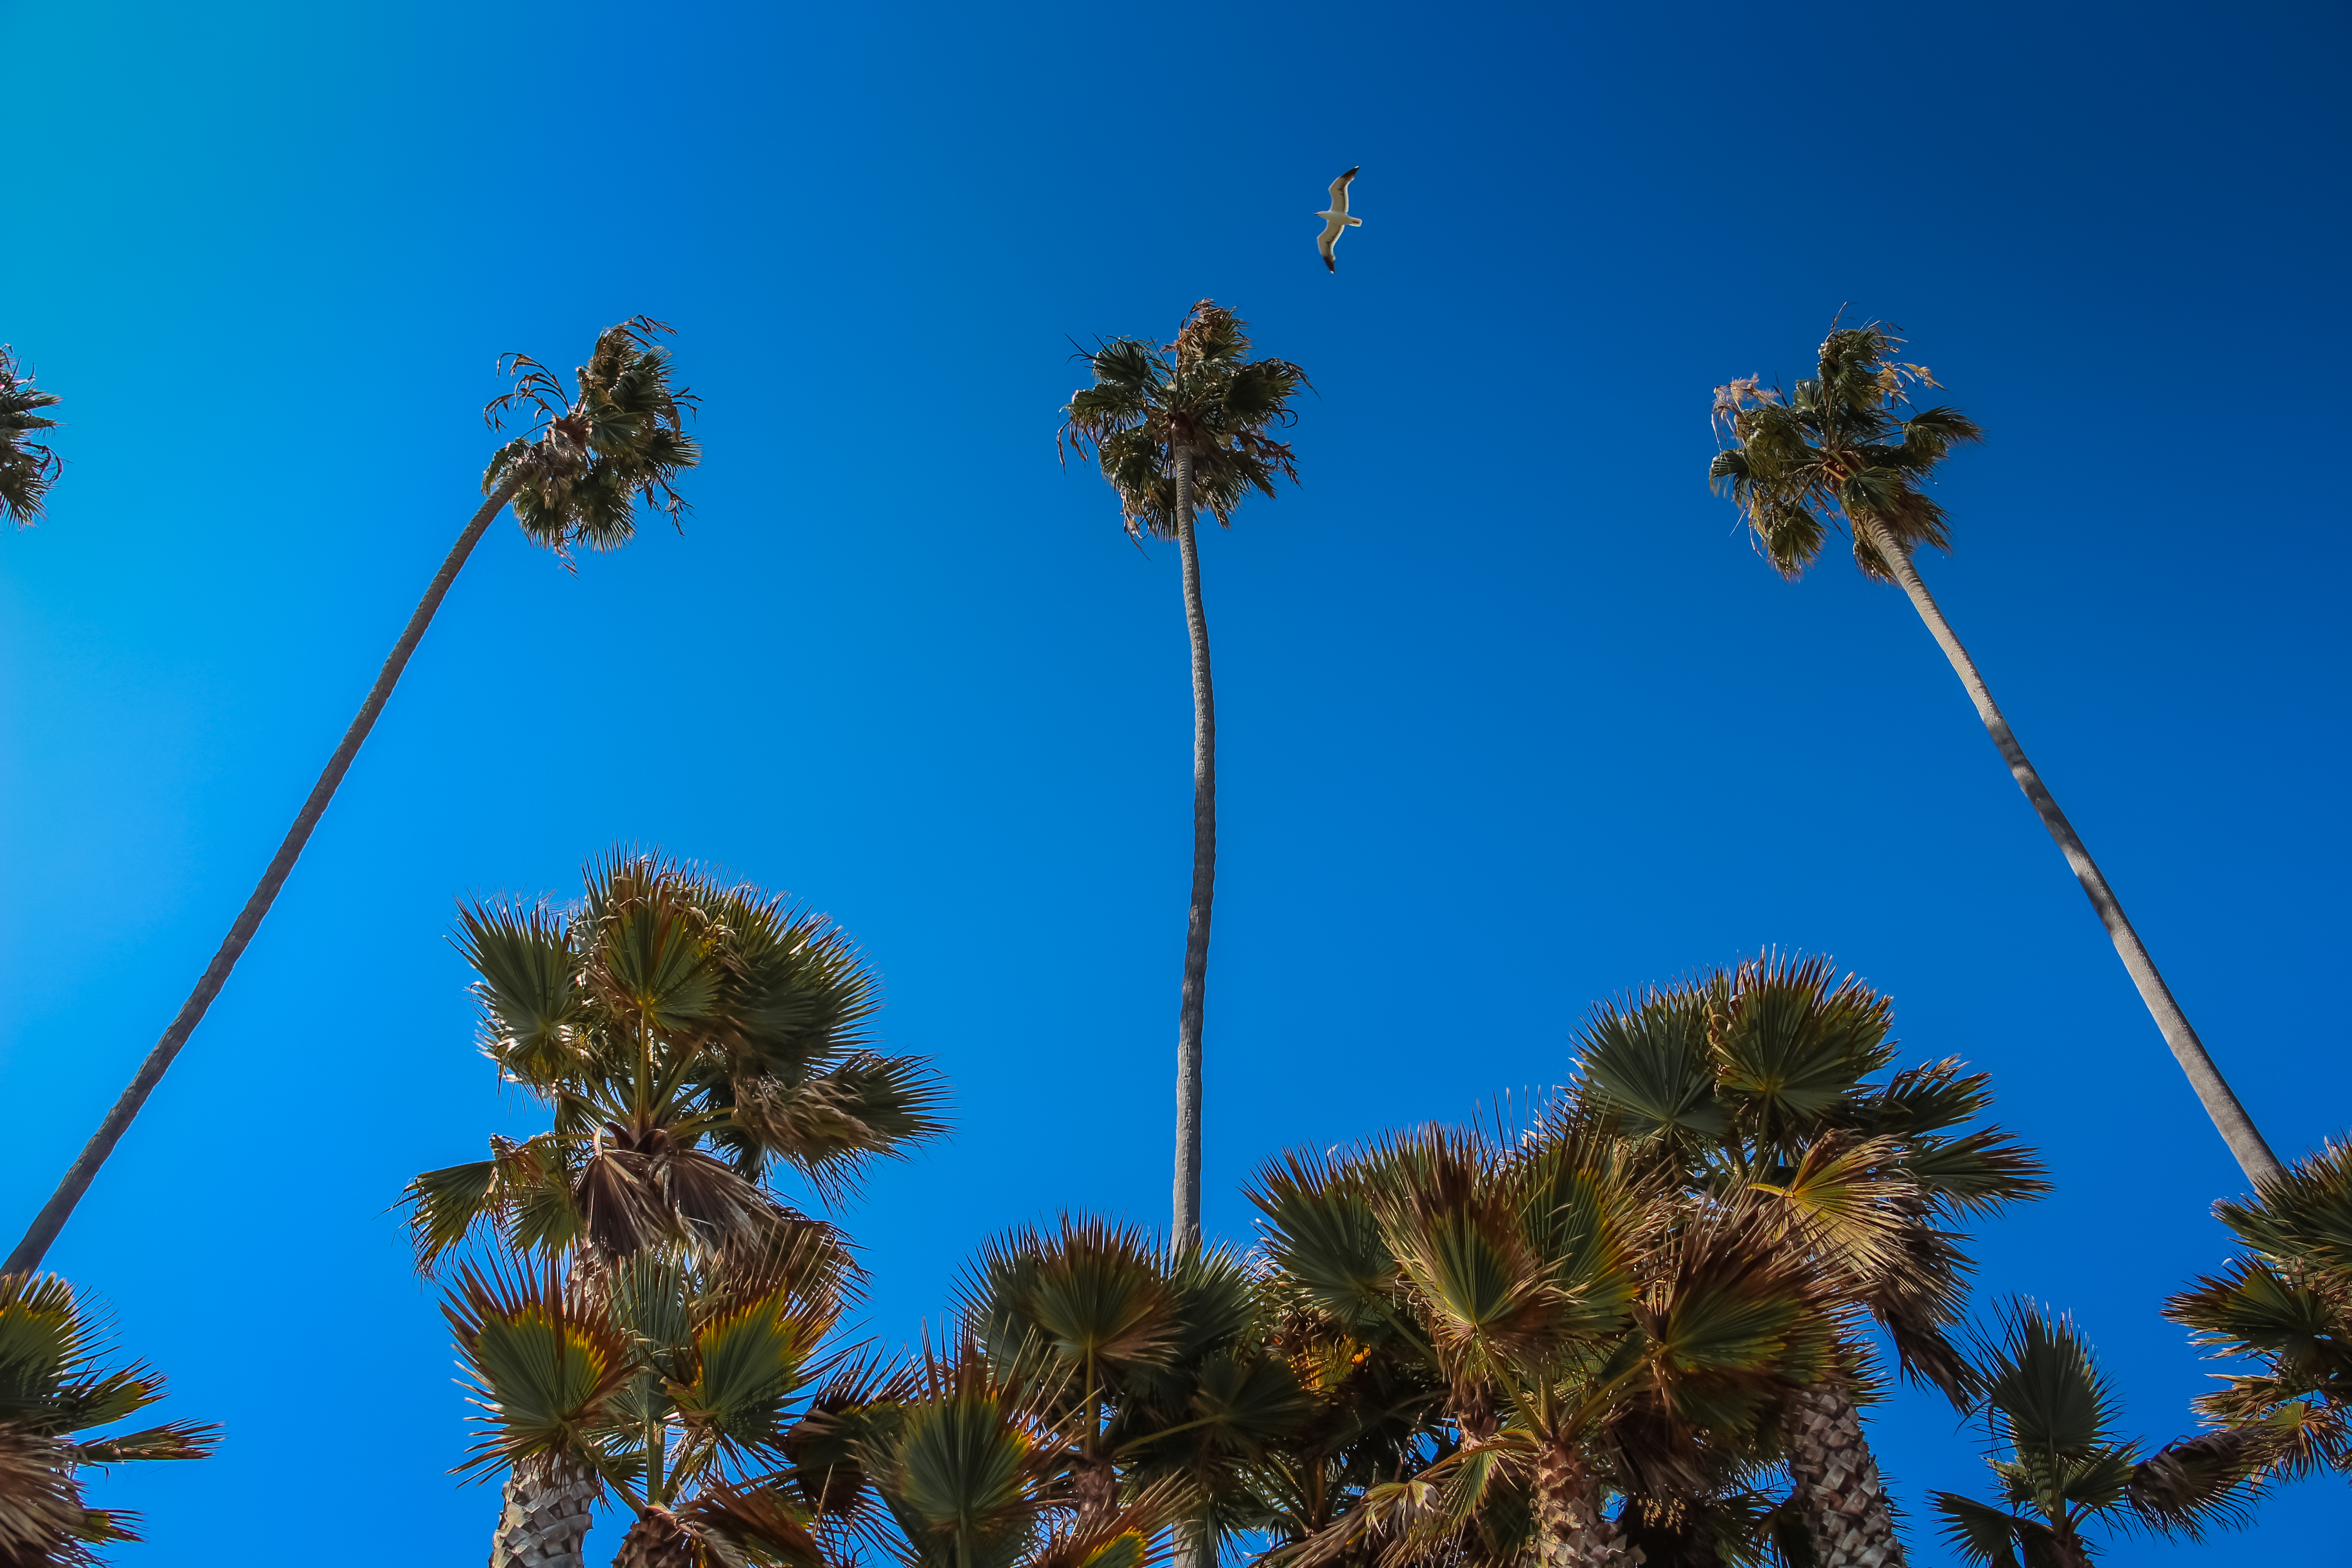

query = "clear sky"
[[2, 0, 2345, 1560]]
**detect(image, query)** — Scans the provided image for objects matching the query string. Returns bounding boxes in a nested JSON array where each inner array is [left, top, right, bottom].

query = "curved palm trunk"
[[5, 477, 524, 1274], [1782, 1380, 1905, 1568], [1856, 517, 2282, 1188], [1172, 448, 1214, 1247], [492, 1458, 598, 1568], [1533, 1441, 1631, 1567]]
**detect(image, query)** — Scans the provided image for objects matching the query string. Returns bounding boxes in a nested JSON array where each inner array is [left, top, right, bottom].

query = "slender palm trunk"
[[5, 477, 524, 1274], [1856, 517, 2282, 1188], [1782, 1379, 1905, 1568], [1172, 448, 1214, 1247], [1532, 1441, 1630, 1567], [491, 1457, 598, 1568]]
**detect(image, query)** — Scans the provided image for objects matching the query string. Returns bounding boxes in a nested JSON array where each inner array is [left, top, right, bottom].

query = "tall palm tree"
[[1707, 323, 2282, 1187], [0, 344, 63, 528], [407, 850, 947, 1568], [0, 1270, 219, 1563], [1252, 1123, 1841, 1567], [1570, 952, 2049, 1566], [1059, 302, 1310, 1245], [5, 319, 702, 1277], [2166, 1136, 2352, 1483], [1930, 1302, 2265, 1566]]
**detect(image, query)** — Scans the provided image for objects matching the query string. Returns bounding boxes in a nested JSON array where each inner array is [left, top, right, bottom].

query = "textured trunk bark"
[[6, 475, 525, 1274], [490, 1457, 598, 1568], [1172, 448, 1214, 1248], [610, 1506, 694, 1568], [1856, 515, 2282, 1189], [1781, 1380, 1905, 1568], [1533, 1441, 1633, 1566]]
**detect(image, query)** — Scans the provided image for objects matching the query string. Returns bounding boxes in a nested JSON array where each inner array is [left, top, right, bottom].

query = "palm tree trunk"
[[611, 1506, 694, 1568], [1782, 1379, 1905, 1568], [1855, 516, 2282, 1188], [1533, 1440, 1629, 1566], [1172, 448, 1214, 1248], [4, 476, 524, 1274], [491, 1457, 599, 1568]]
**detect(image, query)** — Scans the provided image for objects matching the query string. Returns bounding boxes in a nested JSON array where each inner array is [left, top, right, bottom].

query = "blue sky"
[[2, 0, 2345, 1559]]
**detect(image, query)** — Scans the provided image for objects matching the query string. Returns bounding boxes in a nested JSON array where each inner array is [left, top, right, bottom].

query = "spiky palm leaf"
[[0, 347, 62, 528], [1930, 1303, 2265, 1565], [0, 1273, 218, 1564]]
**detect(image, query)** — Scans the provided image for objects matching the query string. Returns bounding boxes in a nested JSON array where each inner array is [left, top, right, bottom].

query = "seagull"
[[1315, 167, 1361, 272]]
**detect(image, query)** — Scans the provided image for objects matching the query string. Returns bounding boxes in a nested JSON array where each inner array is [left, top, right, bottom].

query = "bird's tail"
[[1345, 216, 1362, 226]]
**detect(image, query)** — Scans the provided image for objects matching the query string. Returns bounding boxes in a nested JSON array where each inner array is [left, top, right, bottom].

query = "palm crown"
[[0, 1272, 218, 1563], [1709, 323, 1983, 582], [1059, 302, 1309, 539], [0, 346, 63, 528], [485, 315, 701, 559], [406, 851, 947, 1269]]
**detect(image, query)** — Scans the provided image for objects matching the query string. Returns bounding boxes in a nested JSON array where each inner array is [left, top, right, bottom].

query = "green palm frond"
[[443, 1258, 637, 1482], [1248, 1152, 1405, 1340], [0, 346, 63, 528]]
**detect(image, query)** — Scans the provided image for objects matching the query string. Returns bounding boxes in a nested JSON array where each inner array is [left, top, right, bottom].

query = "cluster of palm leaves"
[[2165, 1137, 2352, 1484], [0, 345, 63, 529], [0, 1273, 216, 1565]]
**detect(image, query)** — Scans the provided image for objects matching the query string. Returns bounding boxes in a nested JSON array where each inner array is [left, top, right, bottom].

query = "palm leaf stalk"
[[2166, 1135, 2352, 1484], [1930, 1302, 2267, 1566], [1570, 951, 2051, 1566], [0, 344, 63, 528], [1707, 323, 2281, 1187], [1059, 301, 1309, 1245], [6, 319, 701, 1277], [0, 1270, 220, 1563]]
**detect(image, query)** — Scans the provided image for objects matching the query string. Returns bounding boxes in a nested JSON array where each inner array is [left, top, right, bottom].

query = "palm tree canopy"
[[405, 851, 947, 1268], [1708, 322, 1983, 581], [2166, 1136, 2352, 1482], [1570, 952, 2048, 1401], [1058, 301, 1309, 539], [1931, 1302, 2267, 1565], [0, 345, 63, 528], [0, 1272, 219, 1560], [485, 315, 701, 559]]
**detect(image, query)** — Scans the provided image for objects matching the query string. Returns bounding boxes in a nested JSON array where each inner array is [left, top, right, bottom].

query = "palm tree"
[[1252, 1123, 1841, 1567], [0, 345, 63, 528], [0, 1270, 219, 1563], [5, 319, 702, 1277], [1570, 952, 2050, 1566], [446, 1237, 856, 1568], [1058, 302, 1311, 1245], [1707, 323, 2282, 1188], [2166, 1135, 2352, 1484], [1930, 1302, 2265, 1566], [408, 850, 947, 1568]]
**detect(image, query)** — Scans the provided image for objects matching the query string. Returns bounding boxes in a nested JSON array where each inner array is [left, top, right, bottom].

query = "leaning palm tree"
[[0, 1270, 219, 1563], [1707, 324, 2282, 1187], [1570, 952, 2049, 1565], [1931, 1302, 2267, 1566], [1059, 302, 1310, 1245], [6, 319, 701, 1276], [0, 344, 63, 527], [2166, 1135, 2352, 1484], [408, 849, 946, 1568]]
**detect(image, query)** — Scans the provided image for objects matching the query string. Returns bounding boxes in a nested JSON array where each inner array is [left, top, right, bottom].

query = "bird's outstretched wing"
[[1327, 166, 1359, 213], [1317, 216, 1348, 271]]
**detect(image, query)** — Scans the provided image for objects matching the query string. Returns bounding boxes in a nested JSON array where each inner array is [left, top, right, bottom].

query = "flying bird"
[[1316, 167, 1361, 272]]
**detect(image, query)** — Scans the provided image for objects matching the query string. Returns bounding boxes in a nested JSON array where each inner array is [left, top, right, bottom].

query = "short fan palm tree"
[[0, 1271, 219, 1563], [1570, 951, 2049, 1566], [1059, 301, 1310, 1245], [0, 345, 63, 528], [1707, 323, 2282, 1188], [1931, 1303, 2266, 1566], [2166, 1135, 2352, 1483], [1252, 1123, 1841, 1568], [7, 319, 702, 1277]]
